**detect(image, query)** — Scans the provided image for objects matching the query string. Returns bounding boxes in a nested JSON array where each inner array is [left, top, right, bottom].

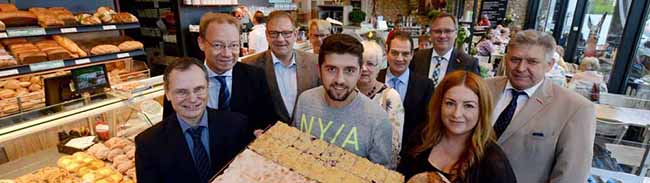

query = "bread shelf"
[[0, 23, 140, 39], [0, 49, 145, 78]]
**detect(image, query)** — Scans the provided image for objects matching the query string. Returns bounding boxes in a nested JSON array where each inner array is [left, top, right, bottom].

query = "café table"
[[596, 104, 650, 176]]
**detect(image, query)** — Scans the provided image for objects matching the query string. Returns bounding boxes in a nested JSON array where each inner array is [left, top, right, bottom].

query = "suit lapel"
[[419, 48, 433, 76], [263, 51, 290, 121], [403, 71, 416, 108], [230, 63, 243, 111], [165, 117, 200, 180], [498, 80, 554, 143], [295, 51, 309, 94], [446, 49, 459, 73], [207, 110, 225, 174]]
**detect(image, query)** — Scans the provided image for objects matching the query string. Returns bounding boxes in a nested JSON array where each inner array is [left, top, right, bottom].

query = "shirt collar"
[[505, 79, 544, 97], [204, 60, 233, 78], [387, 68, 410, 84], [177, 110, 209, 132], [271, 51, 296, 67], [431, 48, 453, 61], [252, 24, 265, 30]]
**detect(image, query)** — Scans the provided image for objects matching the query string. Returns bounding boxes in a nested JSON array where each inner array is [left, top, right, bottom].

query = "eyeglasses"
[[205, 41, 240, 52], [431, 29, 457, 35], [172, 86, 207, 99], [267, 30, 295, 39]]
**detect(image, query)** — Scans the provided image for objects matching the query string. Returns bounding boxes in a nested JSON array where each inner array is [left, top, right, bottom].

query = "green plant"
[[427, 9, 441, 19], [349, 10, 366, 24], [456, 27, 468, 46]]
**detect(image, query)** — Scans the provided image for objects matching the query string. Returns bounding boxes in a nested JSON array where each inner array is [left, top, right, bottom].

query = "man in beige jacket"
[[486, 30, 596, 182]]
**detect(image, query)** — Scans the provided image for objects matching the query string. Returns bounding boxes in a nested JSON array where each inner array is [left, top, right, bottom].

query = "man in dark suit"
[[163, 13, 277, 131], [242, 11, 320, 123], [136, 58, 252, 183], [377, 31, 434, 155], [410, 12, 479, 86]]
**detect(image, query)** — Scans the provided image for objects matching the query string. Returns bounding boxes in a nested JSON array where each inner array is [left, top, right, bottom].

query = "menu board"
[[479, 0, 508, 27]]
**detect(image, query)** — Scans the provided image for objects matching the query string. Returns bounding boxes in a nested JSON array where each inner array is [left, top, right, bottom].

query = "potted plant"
[[349, 10, 366, 26]]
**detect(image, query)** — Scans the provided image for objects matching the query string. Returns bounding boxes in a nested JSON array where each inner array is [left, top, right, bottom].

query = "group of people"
[[134, 10, 596, 183]]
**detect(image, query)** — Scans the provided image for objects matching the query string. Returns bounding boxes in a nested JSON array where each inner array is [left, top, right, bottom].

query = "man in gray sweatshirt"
[[292, 34, 395, 169]]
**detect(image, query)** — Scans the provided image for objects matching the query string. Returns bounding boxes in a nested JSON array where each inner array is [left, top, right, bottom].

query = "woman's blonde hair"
[[408, 71, 495, 181]]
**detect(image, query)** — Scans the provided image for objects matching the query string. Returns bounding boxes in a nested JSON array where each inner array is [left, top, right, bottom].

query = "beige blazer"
[[242, 50, 320, 123], [486, 77, 596, 183]]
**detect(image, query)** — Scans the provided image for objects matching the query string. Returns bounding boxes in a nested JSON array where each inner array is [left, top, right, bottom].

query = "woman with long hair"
[[398, 71, 516, 183]]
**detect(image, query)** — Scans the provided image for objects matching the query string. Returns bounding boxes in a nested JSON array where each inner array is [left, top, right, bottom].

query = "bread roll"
[[56, 155, 74, 168], [91, 45, 120, 55], [0, 89, 15, 99], [0, 4, 18, 12], [112, 12, 138, 23], [29, 76, 39, 84], [117, 41, 143, 51], [28, 83, 41, 92], [80, 16, 101, 25], [4, 79, 19, 89], [2, 104, 17, 113], [18, 81, 30, 87]]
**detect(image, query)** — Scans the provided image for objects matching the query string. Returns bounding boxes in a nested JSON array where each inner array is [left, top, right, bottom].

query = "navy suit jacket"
[[135, 108, 252, 183]]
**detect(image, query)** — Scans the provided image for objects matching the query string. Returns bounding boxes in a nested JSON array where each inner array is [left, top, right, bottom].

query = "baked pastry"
[[0, 20, 5, 31], [53, 35, 87, 57], [0, 4, 17, 12], [117, 41, 143, 51], [81, 16, 101, 25], [46, 49, 73, 60], [4, 79, 19, 89], [91, 44, 120, 55], [1, 38, 27, 46], [112, 12, 138, 23], [0, 11, 37, 26]]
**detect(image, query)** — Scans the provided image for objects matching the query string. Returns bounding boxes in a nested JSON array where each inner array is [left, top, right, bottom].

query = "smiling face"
[[359, 52, 380, 85], [320, 53, 361, 102], [441, 85, 480, 136], [266, 16, 297, 59], [505, 44, 553, 90], [165, 65, 208, 123], [430, 17, 457, 54], [198, 22, 240, 74], [309, 24, 329, 54], [387, 38, 413, 76]]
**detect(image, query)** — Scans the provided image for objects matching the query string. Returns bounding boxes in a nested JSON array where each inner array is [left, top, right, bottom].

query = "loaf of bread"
[[2, 38, 28, 47], [117, 41, 143, 51], [112, 12, 138, 23], [80, 16, 101, 25], [4, 79, 19, 89], [46, 48, 73, 60], [17, 51, 47, 64], [0, 89, 15, 99], [0, 11, 37, 26], [0, 4, 17, 12], [91, 44, 120, 55], [53, 35, 87, 57]]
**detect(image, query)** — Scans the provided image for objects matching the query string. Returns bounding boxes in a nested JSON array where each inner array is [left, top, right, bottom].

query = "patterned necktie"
[[493, 90, 527, 138], [187, 127, 211, 182], [431, 56, 444, 86], [215, 76, 230, 111]]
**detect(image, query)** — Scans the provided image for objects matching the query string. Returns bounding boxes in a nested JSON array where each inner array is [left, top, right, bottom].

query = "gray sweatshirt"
[[292, 86, 395, 168]]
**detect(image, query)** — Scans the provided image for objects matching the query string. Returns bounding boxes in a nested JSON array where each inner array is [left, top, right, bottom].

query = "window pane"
[[625, 7, 650, 98]]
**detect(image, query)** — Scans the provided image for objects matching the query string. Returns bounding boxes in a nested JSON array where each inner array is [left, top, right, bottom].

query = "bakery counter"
[[0, 23, 140, 39], [0, 49, 145, 78]]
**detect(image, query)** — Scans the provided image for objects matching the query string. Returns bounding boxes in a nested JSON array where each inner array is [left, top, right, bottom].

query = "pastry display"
[[29, 7, 76, 27], [13, 167, 79, 183], [213, 123, 404, 183], [91, 44, 121, 55], [53, 35, 87, 57], [84, 137, 137, 180], [118, 41, 143, 51], [0, 75, 44, 117], [112, 12, 138, 23], [0, 11, 37, 27]]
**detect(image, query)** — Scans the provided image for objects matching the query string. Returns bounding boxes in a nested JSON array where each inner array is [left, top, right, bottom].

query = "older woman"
[[358, 40, 405, 163], [307, 19, 332, 54], [398, 71, 516, 183], [569, 56, 607, 98]]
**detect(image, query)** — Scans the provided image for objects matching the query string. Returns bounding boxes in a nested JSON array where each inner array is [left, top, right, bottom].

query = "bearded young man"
[[291, 34, 395, 169]]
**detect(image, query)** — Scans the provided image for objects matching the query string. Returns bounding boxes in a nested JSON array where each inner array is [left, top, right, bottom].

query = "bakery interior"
[[0, 0, 647, 182]]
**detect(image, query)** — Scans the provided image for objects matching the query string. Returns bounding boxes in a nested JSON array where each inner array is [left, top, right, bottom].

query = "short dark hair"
[[199, 13, 241, 38], [386, 31, 413, 51], [253, 11, 266, 24], [430, 12, 457, 26], [163, 57, 208, 90], [267, 10, 295, 28], [318, 33, 364, 67]]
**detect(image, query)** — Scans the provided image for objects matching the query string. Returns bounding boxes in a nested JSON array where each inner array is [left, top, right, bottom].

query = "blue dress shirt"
[[177, 111, 211, 161], [271, 52, 298, 116], [205, 62, 233, 109], [386, 68, 410, 101]]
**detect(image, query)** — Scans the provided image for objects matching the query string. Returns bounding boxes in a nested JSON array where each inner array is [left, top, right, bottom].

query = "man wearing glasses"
[[163, 13, 277, 134], [377, 31, 434, 156], [410, 13, 479, 86], [243, 11, 320, 124], [136, 58, 252, 183]]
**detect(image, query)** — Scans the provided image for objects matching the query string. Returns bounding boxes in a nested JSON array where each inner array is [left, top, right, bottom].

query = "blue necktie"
[[187, 127, 211, 182], [494, 90, 527, 138], [390, 77, 401, 94], [215, 76, 230, 111]]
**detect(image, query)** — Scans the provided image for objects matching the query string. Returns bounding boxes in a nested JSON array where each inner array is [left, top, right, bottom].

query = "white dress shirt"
[[491, 79, 544, 125], [205, 62, 233, 109], [428, 49, 453, 85], [272, 52, 298, 116], [248, 24, 268, 53]]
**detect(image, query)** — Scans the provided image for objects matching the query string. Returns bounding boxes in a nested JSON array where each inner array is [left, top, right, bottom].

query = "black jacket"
[[135, 108, 252, 183], [409, 48, 480, 77]]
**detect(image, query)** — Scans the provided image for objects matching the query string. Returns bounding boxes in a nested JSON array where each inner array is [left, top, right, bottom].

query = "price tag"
[[60, 27, 78, 33], [75, 58, 91, 64], [29, 60, 64, 71], [0, 32, 7, 38], [102, 25, 117, 30], [7, 27, 46, 37], [117, 53, 130, 58], [0, 69, 18, 77]]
